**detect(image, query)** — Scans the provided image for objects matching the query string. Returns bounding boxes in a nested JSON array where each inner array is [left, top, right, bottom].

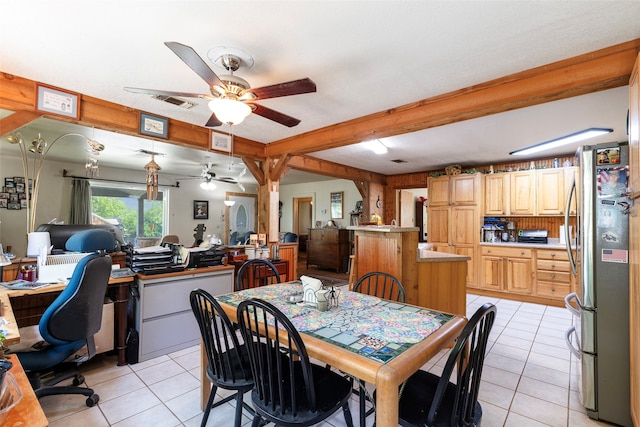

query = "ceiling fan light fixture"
[[224, 200, 236, 207], [200, 179, 217, 191], [208, 98, 252, 125], [510, 128, 613, 156]]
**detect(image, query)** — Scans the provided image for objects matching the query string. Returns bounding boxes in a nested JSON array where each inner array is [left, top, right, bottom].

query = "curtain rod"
[[62, 169, 180, 188]]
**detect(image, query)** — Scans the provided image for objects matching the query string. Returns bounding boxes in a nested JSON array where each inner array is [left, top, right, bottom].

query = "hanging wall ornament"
[[144, 154, 161, 200]]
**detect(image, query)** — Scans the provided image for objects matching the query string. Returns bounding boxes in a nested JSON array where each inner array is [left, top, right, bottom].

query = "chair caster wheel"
[[73, 375, 85, 386], [86, 394, 99, 407]]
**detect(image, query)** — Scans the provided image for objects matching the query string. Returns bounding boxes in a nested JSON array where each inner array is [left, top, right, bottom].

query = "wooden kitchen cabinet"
[[427, 173, 482, 287], [536, 169, 565, 215], [510, 170, 536, 215], [484, 173, 509, 216], [480, 246, 534, 295], [306, 228, 350, 273], [535, 249, 572, 299]]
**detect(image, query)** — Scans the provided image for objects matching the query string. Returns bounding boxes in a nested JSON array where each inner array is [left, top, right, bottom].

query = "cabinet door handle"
[[520, 251, 525, 256], [551, 253, 556, 258]]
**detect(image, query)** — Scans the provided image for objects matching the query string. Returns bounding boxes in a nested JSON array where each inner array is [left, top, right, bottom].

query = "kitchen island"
[[349, 225, 469, 315]]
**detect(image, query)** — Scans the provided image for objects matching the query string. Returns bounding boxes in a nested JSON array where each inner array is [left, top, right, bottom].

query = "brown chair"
[[235, 259, 281, 291], [159, 234, 179, 244]]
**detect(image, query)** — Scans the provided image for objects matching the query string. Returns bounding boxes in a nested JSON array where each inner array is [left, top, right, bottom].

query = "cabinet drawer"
[[536, 270, 571, 283], [536, 281, 571, 298], [481, 246, 532, 258], [537, 250, 570, 261], [536, 259, 570, 272]]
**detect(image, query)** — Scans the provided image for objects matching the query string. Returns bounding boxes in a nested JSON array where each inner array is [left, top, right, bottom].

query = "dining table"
[[203, 281, 467, 427]]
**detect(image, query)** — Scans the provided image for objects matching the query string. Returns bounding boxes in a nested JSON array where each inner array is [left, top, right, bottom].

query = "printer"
[[187, 247, 225, 268]]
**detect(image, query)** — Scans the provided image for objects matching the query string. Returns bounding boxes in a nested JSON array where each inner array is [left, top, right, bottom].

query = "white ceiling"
[[1, 1, 639, 182]]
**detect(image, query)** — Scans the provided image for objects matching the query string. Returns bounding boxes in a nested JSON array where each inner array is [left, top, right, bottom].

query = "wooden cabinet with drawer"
[[306, 228, 350, 273], [535, 249, 572, 299], [480, 246, 534, 295]]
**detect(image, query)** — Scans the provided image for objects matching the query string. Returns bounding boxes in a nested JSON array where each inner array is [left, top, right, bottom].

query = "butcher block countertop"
[[417, 250, 470, 263]]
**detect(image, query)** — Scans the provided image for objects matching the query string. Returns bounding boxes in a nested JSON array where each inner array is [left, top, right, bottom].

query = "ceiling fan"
[[125, 42, 316, 127]]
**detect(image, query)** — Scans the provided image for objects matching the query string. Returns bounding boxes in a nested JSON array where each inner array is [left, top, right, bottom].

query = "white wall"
[[279, 179, 359, 232], [0, 154, 257, 256]]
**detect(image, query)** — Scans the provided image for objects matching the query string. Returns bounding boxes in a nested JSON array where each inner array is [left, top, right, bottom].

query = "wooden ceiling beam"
[[269, 153, 292, 182], [288, 154, 386, 184], [242, 156, 265, 185], [266, 38, 640, 157], [0, 110, 42, 135]]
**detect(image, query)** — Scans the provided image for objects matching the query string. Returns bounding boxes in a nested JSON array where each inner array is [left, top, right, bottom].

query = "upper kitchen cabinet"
[[428, 173, 482, 206], [428, 176, 451, 206], [536, 169, 565, 215], [484, 173, 509, 216], [509, 170, 536, 215]]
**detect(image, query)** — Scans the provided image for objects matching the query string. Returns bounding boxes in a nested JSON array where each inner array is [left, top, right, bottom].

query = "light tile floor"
[[38, 293, 617, 426]]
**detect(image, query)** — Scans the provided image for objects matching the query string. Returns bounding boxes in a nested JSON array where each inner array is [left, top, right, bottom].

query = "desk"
[[0, 276, 134, 365], [4, 354, 48, 427], [206, 282, 467, 427]]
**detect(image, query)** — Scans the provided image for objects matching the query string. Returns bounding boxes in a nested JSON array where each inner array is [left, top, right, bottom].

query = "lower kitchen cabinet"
[[535, 249, 572, 299], [135, 267, 234, 362], [480, 246, 534, 295]]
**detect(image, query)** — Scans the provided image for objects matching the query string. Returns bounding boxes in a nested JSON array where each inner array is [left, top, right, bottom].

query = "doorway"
[[293, 197, 313, 252]]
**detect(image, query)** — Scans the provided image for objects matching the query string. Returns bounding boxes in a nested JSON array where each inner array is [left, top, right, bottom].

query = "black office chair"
[[351, 271, 406, 425], [393, 302, 497, 427], [235, 258, 281, 291], [237, 298, 355, 427], [189, 289, 255, 427], [16, 229, 115, 407]]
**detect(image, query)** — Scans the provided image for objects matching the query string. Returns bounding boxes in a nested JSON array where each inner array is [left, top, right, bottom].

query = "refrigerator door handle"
[[565, 326, 581, 358], [564, 292, 582, 317], [565, 175, 578, 276]]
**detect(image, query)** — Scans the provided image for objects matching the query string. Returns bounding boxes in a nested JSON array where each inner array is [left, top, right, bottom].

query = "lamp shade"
[[208, 98, 252, 125], [224, 200, 236, 206]]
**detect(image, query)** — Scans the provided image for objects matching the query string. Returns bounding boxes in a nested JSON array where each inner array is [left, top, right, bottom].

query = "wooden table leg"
[[375, 365, 400, 427]]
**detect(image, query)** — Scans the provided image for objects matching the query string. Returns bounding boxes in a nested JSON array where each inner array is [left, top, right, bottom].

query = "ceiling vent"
[[391, 159, 408, 164], [151, 95, 196, 109]]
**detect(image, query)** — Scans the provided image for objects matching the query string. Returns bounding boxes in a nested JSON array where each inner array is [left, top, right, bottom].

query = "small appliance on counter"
[[517, 229, 548, 244]]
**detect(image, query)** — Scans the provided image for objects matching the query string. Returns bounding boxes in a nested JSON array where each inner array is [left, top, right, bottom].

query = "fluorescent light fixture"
[[363, 139, 388, 155], [224, 200, 236, 207], [510, 128, 613, 156]]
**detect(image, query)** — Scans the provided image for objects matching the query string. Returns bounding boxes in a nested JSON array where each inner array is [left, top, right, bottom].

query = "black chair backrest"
[[236, 259, 281, 291], [428, 302, 497, 426], [46, 254, 112, 342], [353, 271, 406, 302], [283, 232, 298, 243], [237, 298, 317, 416], [190, 289, 252, 385]]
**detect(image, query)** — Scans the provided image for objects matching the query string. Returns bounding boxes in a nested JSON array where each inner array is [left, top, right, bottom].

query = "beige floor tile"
[[83, 363, 133, 387], [111, 403, 182, 427], [91, 371, 146, 402], [136, 359, 187, 385], [484, 352, 526, 375], [478, 381, 516, 409], [527, 352, 571, 373], [172, 349, 201, 371], [534, 332, 568, 349], [48, 406, 110, 427], [505, 320, 540, 333], [531, 341, 571, 361], [519, 303, 547, 314], [496, 334, 534, 351], [510, 392, 568, 427], [477, 400, 508, 427], [99, 387, 162, 425], [164, 387, 207, 422], [41, 392, 102, 424], [482, 365, 522, 390], [489, 342, 530, 362], [568, 409, 614, 426], [129, 354, 171, 371], [504, 411, 556, 427], [500, 326, 536, 341], [517, 376, 569, 406], [522, 363, 570, 388], [149, 371, 200, 401], [168, 344, 199, 359]]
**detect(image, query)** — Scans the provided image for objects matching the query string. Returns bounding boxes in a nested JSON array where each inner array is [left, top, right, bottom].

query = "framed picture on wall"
[[330, 191, 344, 219], [35, 83, 81, 119], [194, 200, 209, 220]]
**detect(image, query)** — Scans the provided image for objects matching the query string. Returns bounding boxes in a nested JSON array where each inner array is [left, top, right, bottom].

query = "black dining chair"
[[237, 298, 355, 427], [393, 302, 497, 427], [189, 289, 255, 427], [351, 271, 406, 425], [236, 258, 281, 291], [352, 271, 406, 303]]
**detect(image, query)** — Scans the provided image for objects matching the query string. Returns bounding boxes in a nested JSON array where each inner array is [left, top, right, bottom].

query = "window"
[[90, 183, 167, 245]]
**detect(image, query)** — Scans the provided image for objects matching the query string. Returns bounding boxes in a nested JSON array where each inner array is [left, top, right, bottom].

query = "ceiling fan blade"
[[250, 103, 301, 127], [124, 87, 210, 99], [205, 113, 223, 128], [247, 78, 316, 100], [216, 177, 238, 183], [164, 41, 225, 89]]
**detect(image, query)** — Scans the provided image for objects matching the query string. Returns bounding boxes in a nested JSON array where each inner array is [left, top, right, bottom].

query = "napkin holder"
[[301, 275, 323, 304]]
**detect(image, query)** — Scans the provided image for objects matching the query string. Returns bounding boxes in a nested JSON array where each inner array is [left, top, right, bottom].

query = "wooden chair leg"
[[348, 255, 356, 290]]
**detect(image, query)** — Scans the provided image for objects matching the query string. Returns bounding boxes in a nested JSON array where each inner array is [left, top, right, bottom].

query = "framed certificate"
[[140, 113, 169, 139]]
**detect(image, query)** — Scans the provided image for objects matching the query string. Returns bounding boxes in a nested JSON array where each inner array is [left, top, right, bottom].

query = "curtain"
[[70, 179, 92, 224]]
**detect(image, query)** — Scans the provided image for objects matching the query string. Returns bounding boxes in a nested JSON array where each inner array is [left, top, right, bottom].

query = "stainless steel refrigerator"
[[564, 141, 632, 426]]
